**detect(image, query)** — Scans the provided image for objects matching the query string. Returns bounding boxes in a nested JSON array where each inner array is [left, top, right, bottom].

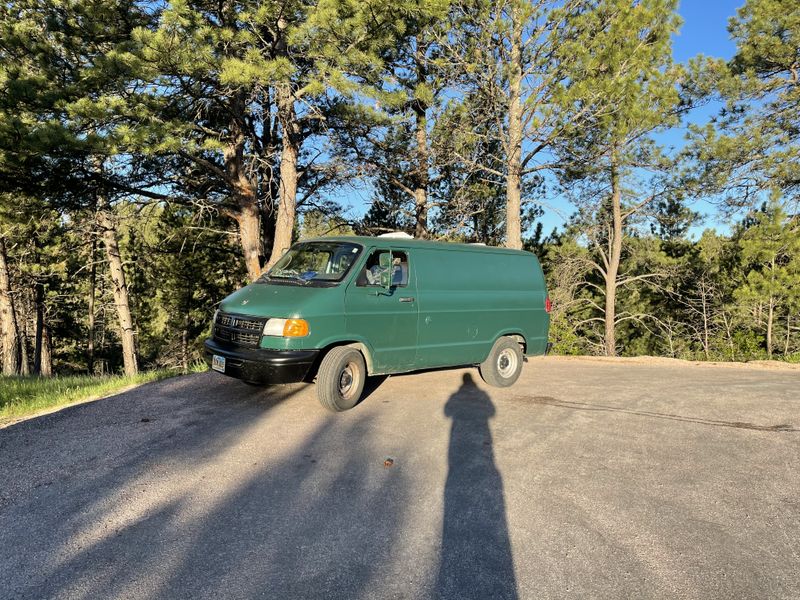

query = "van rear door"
[[344, 248, 418, 372]]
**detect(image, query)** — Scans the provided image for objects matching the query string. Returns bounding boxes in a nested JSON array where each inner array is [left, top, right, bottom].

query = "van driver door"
[[344, 249, 418, 372]]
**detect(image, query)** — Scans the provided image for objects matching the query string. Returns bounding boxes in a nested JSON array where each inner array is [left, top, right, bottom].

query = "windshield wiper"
[[270, 273, 311, 285]]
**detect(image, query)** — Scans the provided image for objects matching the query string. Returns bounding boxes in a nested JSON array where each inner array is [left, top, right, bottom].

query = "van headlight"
[[263, 318, 309, 337]]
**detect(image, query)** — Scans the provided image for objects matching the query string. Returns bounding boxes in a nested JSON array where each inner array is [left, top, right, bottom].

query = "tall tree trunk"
[[223, 97, 262, 280], [666, 322, 675, 357], [225, 133, 261, 281], [181, 310, 189, 375], [700, 281, 710, 360], [97, 199, 138, 376], [19, 311, 29, 375], [722, 313, 735, 360], [604, 156, 623, 357], [260, 201, 277, 267], [99, 284, 107, 363], [236, 192, 262, 280], [505, 5, 524, 250], [413, 112, 429, 239], [41, 323, 52, 377], [214, 0, 262, 281], [785, 312, 791, 356], [33, 281, 46, 375], [88, 237, 96, 374], [413, 41, 429, 239], [268, 80, 300, 269], [766, 297, 774, 358], [0, 237, 21, 375]]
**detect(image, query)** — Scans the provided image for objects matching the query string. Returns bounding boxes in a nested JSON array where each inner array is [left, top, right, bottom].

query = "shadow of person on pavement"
[[436, 373, 518, 600]]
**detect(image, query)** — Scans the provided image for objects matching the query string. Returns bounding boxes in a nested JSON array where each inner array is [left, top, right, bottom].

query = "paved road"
[[1, 357, 798, 599]]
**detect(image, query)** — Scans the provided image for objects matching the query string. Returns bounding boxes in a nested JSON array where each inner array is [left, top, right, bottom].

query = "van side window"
[[356, 251, 409, 287]]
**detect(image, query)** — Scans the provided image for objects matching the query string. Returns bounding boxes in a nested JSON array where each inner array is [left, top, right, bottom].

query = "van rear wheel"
[[317, 347, 366, 412], [479, 337, 523, 387]]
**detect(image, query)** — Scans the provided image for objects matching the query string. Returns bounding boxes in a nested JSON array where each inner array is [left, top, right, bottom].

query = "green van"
[[204, 235, 550, 411]]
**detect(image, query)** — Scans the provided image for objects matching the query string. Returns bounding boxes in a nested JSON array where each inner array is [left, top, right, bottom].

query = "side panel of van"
[[344, 247, 419, 373], [414, 248, 546, 369]]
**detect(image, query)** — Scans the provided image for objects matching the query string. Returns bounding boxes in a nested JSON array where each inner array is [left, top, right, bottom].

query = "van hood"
[[219, 282, 333, 318]]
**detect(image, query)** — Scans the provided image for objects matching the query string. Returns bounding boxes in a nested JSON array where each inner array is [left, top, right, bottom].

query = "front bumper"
[[204, 338, 319, 384]]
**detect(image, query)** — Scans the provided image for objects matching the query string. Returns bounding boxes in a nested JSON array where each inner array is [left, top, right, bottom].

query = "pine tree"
[[327, 0, 450, 239], [124, 0, 424, 277], [688, 0, 800, 212], [443, 0, 608, 249], [0, 0, 156, 375], [150, 205, 244, 371], [734, 202, 800, 358], [554, 0, 684, 356], [432, 96, 508, 244]]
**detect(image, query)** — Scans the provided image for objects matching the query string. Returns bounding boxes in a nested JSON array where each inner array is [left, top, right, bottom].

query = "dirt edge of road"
[[550, 354, 800, 370]]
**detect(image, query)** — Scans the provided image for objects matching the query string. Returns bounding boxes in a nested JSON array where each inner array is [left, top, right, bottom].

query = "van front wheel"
[[317, 347, 366, 412], [479, 337, 523, 387]]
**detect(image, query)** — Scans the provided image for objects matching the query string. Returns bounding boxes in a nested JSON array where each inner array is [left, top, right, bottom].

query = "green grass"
[[0, 369, 188, 423]]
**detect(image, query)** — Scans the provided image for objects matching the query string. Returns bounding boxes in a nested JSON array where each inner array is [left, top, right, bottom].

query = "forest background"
[[1, 0, 798, 378]]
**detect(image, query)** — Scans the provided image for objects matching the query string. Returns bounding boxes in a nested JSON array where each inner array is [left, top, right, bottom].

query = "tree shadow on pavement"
[[149, 413, 411, 599], [1, 370, 522, 600], [0, 372, 412, 600], [437, 373, 518, 600]]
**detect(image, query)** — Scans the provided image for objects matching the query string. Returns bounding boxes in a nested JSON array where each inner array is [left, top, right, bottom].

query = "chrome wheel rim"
[[497, 348, 518, 378], [339, 363, 357, 399]]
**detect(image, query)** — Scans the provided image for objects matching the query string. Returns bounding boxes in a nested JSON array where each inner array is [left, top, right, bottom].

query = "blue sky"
[[659, 0, 742, 237], [335, 0, 746, 237], [673, 1, 740, 63]]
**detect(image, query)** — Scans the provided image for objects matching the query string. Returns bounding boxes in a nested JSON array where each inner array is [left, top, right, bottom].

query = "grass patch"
[[0, 369, 183, 423]]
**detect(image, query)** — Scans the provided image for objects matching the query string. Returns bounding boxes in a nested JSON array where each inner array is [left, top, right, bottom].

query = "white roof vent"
[[377, 232, 414, 239]]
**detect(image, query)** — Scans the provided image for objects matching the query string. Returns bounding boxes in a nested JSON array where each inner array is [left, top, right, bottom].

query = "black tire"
[[316, 346, 367, 412], [479, 337, 524, 387]]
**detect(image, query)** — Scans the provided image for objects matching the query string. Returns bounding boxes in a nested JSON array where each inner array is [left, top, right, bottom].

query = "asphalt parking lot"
[[1, 357, 798, 599]]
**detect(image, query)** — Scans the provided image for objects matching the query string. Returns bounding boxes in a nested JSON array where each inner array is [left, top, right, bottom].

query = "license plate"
[[212, 354, 226, 373]]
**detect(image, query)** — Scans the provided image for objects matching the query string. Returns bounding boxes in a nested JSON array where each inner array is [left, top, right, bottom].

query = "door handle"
[[399, 297, 415, 303]]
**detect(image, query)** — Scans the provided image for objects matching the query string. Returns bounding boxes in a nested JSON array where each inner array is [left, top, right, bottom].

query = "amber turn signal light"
[[283, 318, 309, 337]]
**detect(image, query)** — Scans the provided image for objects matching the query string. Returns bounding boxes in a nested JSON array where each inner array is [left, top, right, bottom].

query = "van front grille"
[[213, 312, 265, 348]]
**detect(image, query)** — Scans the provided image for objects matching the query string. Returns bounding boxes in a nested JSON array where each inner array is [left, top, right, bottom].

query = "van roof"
[[299, 235, 534, 256]]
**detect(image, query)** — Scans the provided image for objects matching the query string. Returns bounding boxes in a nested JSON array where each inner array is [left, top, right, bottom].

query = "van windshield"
[[258, 242, 363, 286]]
